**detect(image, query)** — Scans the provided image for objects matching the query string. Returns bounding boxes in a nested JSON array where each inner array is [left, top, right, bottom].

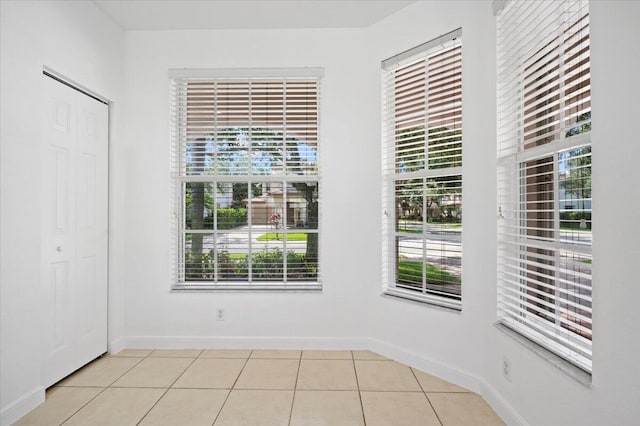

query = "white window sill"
[[494, 322, 592, 387], [172, 282, 322, 292], [382, 287, 462, 312]]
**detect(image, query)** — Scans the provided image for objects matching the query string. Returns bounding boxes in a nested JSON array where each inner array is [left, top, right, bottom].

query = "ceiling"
[[93, 1, 415, 31]]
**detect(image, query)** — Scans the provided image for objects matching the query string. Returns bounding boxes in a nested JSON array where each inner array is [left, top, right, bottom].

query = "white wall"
[[364, 0, 496, 391], [480, 2, 640, 425], [3, 1, 639, 425], [366, 2, 640, 425], [121, 28, 377, 346], [0, 1, 125, 424], [104, 2, 640, 424]]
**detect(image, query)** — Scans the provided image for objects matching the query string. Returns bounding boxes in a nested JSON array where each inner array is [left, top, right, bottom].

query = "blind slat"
[[382, 32, 463, 309], [170, 71, 321, 289], [497, 0, 592, 372]]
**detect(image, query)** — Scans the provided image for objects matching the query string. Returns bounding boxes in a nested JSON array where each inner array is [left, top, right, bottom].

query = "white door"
[[42, 75, 109, 387]]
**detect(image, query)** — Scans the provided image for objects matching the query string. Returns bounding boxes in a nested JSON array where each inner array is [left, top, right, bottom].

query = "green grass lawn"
[[228, 253, 247, 260], [429, 222, 462, 228], [398, 260, 461, 285], [397, 222, 462, 233], [257, 233, 308, 241]]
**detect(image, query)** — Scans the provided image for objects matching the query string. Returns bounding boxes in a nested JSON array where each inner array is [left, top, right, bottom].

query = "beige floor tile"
[[14, 387, 102, 426], [200, 349, 252, 359], [112, 349, 153, 357], [18, 349, 503, 426], [355, 360, 421, 391], [250, 349, 302, 359], [58, 357, 141, 387], [214, 390, 293, 426], [149, 349, 203, 358], [234, 359, 299, 390], [290, 390, 364, 426], [412, 368, 470, 392], [63, 387, 164, 426], [352, 350, 388, 360], [297, 360, 358, 390], [173, 358, 246, 389], [361, 391, 440, 426], [301, 350, 352, 360], [139, 389, 228, 426], [427, 392, 506, 426], [111, 357, 192, 388]]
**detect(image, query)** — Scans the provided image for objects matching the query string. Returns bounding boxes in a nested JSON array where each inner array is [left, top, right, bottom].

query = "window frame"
[[496, 0, 592, 372], [381, 29, 464, 310], [169, 68, 323, 291]]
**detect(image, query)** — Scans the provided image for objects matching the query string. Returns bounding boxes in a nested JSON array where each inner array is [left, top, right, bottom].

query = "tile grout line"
[[247, 356, 303, 360], [137, 386, 432, 392], [135, 354, 200, 425], [58, 354, 147, 425], [58, 353, 339, 426], [410, 367, 443, 426], [51, 350, 479, 426], [287, 350, 303, 426], [103, 353, 149, 388], [423, 393, 445, 426], [58, 387, 109, 425], [351, 351, 368, 426], [210, 350, 254, 426]]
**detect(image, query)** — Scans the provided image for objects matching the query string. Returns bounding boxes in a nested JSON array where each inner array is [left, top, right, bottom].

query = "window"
[[497, 0, 592, 371], [382, 29, 463, 309], [170, 69, 322, 290]]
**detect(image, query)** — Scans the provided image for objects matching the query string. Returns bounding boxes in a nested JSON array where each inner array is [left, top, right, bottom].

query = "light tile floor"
[[14, 349, 505, 426]]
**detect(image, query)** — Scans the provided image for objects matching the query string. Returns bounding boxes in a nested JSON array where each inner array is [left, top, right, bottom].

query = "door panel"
[[50, 261, 71, 353], [54, 149, 70, 233], [75, 91, 108, 366], [42, 75, 108, 387], [43, 80, 78, 386]]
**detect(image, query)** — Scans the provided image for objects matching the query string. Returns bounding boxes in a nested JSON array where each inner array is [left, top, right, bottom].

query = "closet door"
[[42, 75, 108, 387]]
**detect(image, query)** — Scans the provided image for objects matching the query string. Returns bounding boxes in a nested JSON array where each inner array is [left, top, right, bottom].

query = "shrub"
[[185, 251, 214, 281], [204, 207, 247, 229], [287, 251, 317, 281], [185, 248, 317, 282], [252, 248, 284, 279], [216, 251, 248, 279]]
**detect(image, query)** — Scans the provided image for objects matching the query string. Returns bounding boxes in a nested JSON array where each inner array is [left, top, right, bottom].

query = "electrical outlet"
[[502, 356, 511, 381], [216, 308, 225, 321]]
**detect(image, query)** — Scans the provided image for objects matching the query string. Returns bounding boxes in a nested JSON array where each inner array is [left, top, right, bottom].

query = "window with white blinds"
[[382, 29, 463, 310], [497, 0, 592, 371], [169, 69, 322, 290]]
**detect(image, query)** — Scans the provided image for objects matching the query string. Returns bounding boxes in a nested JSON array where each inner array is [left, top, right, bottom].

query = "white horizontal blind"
[[170, 71, 321, 290], [497, 0, 592, 371], [382, 30, 463, 309]]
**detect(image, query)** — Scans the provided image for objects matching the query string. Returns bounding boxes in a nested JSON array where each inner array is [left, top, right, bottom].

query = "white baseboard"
[[480, 380, 529, 426], [0, 386, 44, 426], [108, 337, 125, 355], [118, 335, 524, 425], [368, 338, 526, 426], [368, 338, 484, 393], [122, 336, 370, 350]]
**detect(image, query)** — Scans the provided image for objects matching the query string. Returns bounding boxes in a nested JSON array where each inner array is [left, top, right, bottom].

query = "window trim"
[[496, 0, 592, 372], [494, 322, 592, 385], [383, 287, 462, 311], [169, 68, 323, 291], [381, 29, 464, 310]]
